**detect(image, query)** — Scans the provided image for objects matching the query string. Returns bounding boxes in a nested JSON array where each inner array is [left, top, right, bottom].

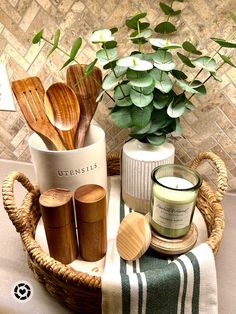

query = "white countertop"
[[0, 159, 235, 313]]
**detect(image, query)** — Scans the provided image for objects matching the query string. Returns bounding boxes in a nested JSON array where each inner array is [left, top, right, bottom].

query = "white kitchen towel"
[[101, 176, 217, 314]]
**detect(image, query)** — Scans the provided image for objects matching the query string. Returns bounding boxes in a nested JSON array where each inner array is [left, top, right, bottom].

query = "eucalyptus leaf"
[[185, 100, 195, 111], [131, 105, 152, 128], [70, 37, 82, 60], [96, 48, 117, 62], [159, 2, 181, 16], [129, 133, 146, 140], [152, 50, 176, 71], [130, 88, 153, 107], [128, 71, 153, 87], [154, 22, 176, 34], [174, 118, 182, 135], [130, 29, 152, 39], [32, 29, 44, 44], [150, 68, 173, 93], [149, 38, 181, 49], [218, 53, 236, 67], [85, 59, 98, 76], [171, 69, 187, 80], [147, 109, 172, 133], [111, 107, 133, 128], [47, 29, 61, 57], [182, 41, 202, 55], [211, 72, 222, 82], [60, 58, 73, 70], [103, 60, 117, 69], [139, 22, 150, 30], [133, 81, 156, 94], [102, 41, 117, 49], [117, 56, 153, 71], [211, 37, 236, 48], [192, 56, 216, 72], [113, 65, 128, 77], [167, 98, 185, 118], [125, 12, 147, 30], [114, 84, 131, 100], [91, 29, 114, 43], [191, 80, 206, 95], [131, 38, 148, 45], [102, 72, 122, 90], [110, 27, 118, 34], [153, 92, 173, 109], [130, 122, 152, 134], [147, 133, 166, 145], [116, 97, 133, 107], [177, 52, 195, 68], [175, 79, 200, 94], [54, 29, 60, 46]]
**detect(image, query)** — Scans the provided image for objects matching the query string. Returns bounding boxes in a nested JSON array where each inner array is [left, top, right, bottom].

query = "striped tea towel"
[[102, 176, 218, 314]]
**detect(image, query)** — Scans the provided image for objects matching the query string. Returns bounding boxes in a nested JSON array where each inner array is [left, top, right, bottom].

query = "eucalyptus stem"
[[188, 62, 226, 103], [137, 21, 142, 53], [43, 37, 77, 62], [103, 44, 126, 98], [202, 62, 225, 86], [189, 28, 236, 86], [167, 0, 174, 22]]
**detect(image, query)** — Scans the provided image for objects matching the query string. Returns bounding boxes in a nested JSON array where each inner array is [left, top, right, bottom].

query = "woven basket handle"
[[191, 151, 228, 202], [2, 171, 38, 233]]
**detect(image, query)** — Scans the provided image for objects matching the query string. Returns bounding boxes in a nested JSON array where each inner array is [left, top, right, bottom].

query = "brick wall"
[[0, 0, 235, 189]]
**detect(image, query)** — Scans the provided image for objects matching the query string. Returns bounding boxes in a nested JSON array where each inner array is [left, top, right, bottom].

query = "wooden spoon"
[[66, 64, 102, 148], [12, 77, 66, 151], [44, 82, 80, 150]]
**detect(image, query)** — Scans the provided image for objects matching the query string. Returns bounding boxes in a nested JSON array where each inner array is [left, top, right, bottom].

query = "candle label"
[[152, 198, 194, 229]]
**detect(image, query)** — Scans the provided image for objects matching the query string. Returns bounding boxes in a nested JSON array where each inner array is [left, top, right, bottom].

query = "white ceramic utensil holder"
[[122, 139, 175, 214], [29, 124, 107, 193]]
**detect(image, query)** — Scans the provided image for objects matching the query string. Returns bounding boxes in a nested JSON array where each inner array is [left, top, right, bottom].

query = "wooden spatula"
[[12, 77, 66, 151], [44, 82, 80, 150], [66, 64, 102, 148]]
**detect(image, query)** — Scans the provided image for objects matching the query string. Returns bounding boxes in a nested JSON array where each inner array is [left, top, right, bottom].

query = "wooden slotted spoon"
[[66, 64, 102, 148], [44, 82, 80, 150], [12, 77, 66, 151]]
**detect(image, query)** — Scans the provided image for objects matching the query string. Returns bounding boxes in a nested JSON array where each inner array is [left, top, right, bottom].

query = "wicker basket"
[[2, 151, 228, 313]]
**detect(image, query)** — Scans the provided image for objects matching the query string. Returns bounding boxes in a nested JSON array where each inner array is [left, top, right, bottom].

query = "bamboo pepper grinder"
[[39, 188, 78, 264], [74, 184, 107, 262]]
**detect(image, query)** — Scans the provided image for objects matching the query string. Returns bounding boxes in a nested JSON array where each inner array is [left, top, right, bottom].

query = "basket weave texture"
[[2, 151, 228, 313]]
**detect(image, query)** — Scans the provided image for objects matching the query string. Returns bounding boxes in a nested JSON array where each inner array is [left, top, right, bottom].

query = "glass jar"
[[150, 164, 202, 238]]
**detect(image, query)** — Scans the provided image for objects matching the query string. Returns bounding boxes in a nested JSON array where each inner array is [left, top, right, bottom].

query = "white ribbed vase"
[[122, 139, 175, 214]]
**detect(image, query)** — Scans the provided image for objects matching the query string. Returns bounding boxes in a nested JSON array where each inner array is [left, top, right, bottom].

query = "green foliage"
[[154, 22, 176, 34], [32, 2, 236, 146], [48, 29, 60, 57], [32, 29, 44, 44], [182, 41, 202, 55]]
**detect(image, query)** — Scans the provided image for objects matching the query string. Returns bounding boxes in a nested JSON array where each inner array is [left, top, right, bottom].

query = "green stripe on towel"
[[145, 263, 180, 314], [177, 258, 188, 314], [137, 273, 143, 314]]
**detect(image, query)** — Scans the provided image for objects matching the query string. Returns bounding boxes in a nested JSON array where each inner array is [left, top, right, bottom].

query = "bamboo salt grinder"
[[74, 184, 107, 262], [39, 188, 78, 264]]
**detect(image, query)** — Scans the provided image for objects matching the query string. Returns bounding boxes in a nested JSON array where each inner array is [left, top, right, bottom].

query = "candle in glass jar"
[[151, 165, 202, 238]]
